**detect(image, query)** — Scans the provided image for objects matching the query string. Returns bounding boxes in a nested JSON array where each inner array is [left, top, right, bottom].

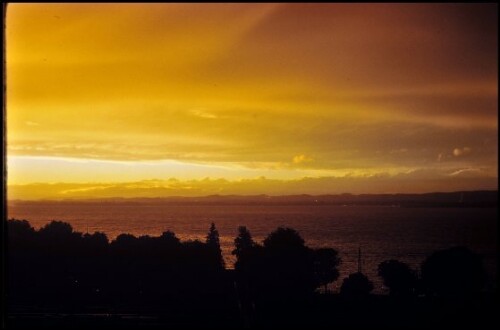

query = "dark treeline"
[[6, 219, 497, 329]]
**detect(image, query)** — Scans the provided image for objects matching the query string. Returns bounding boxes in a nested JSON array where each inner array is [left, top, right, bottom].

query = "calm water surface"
[[8, 202, 498, 293]]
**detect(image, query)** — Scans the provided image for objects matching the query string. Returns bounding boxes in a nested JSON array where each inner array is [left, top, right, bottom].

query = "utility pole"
[[357, 246, 362, 273]]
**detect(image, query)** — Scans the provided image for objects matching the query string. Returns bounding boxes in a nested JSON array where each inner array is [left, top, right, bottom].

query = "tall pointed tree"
[[206, 222, 225, 269], [232, 226, 257, 271], [232, 226, 255, 258]]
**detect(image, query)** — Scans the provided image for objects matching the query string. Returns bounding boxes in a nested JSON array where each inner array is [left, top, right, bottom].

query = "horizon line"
[[6, 189, 498, 203]]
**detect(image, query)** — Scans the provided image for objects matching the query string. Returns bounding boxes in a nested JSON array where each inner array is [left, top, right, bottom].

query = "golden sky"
[[6, 3, 498, 199]]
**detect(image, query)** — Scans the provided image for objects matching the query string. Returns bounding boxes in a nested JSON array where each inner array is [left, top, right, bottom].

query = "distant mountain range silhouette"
[[9, 190, 498, 207]]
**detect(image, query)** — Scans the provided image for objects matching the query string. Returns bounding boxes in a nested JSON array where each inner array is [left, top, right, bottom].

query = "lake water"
[[7, 202, 498, 293]]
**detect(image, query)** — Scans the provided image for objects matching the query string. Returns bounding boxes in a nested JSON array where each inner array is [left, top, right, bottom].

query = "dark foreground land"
[[5, 219, 499, 329], [7, 292, 499, 329]]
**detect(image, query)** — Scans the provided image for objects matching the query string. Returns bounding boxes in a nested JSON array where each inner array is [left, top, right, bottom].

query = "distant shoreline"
[[7, 190, 498, 208]]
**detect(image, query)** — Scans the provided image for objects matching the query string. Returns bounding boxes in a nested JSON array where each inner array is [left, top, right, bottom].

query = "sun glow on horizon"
[[8, 155, 424, 185]]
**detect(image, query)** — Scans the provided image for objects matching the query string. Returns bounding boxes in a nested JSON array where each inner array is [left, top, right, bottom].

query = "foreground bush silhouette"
[[340, 272, 374, 298], [378, 260, 417, 297], [421, 246, 486, 297]]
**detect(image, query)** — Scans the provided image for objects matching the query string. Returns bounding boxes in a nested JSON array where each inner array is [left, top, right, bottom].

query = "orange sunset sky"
[[6, 3, 498, 200]]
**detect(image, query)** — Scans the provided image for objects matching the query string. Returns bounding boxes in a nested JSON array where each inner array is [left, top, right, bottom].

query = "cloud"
[[453, 147, 471, 157], [448, 168, 484, 177], [189, 108, 218, 119], [7, 168, 498, 200], [60, 185, 116, 194], [292, 154, 314, 165]]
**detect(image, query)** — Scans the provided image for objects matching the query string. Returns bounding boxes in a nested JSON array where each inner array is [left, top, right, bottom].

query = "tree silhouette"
[[112, 233, 138, 254], [38, 220, 75, 238], [160, 230, 180, 245], [232, 226, 255, 258], [313, 248, 341, 293], [37, 221, 85, 258], [378, 260, 417, 297], [232, 226, 258, 270], [83, 231, 109, 249], [7, 219, 35, 237], [7, 218, 496, 328], [340, 272, 374, 298], [259, 227, 317, 297], [206, 222, 225, 269], [39, 221, 83, 253], [7, 219, 37, 251], [421, 246, 485, 297], [263, 227, 305, 251]]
